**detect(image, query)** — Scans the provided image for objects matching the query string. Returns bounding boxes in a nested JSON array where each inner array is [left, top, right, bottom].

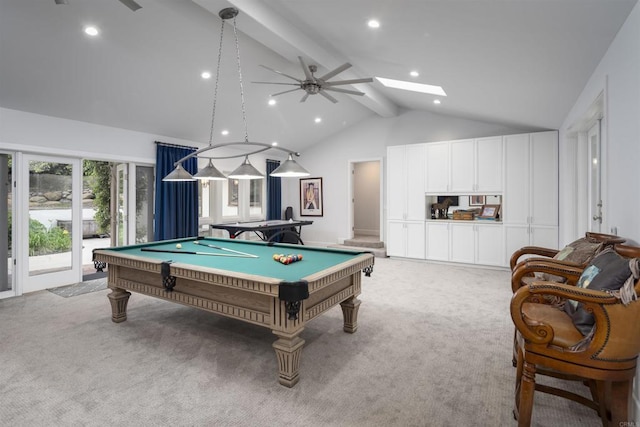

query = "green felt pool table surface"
[[101, 237, 368, 283]]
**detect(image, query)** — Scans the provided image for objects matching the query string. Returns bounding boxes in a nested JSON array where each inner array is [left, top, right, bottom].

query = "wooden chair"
[[510, 232, 625, 272], [510, 244, 640, 426]]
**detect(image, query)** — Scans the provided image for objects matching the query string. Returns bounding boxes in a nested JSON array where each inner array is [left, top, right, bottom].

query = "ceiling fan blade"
[[271, 88, 301, 97], [54, 0, 69, 4], [324, 77, 374, 86], [319, 90, 339, 103], [259, 65, 302, 82], [300, 93, 310, 103], [323, 87, 366, 96], [252, 81, 299, 86], [319, 63, 352, 81], [118, 0, 142, 11], [298, 57, 315, 81]]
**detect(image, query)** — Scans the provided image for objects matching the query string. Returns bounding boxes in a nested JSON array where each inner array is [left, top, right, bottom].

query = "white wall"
[[282, 108, 531, 246]]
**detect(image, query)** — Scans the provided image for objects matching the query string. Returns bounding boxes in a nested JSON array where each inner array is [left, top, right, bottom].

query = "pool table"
[[93, 237, 374, 387]]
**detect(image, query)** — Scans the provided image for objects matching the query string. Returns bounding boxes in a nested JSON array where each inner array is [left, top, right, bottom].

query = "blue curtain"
[[154, 142, 198, 240], [266, 159, 281, 220]]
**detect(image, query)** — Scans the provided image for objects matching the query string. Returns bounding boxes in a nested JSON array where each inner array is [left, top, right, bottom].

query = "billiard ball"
[[176, 243, 182, 249], [297, 254, 303, 261]]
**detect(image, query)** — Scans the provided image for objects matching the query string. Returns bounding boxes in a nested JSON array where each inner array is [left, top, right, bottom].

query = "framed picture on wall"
[[300, 177, 323, 217], [469, 195, 485, 206]]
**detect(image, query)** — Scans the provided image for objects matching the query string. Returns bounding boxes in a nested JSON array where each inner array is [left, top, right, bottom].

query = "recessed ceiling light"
[[376, 77, 447, 97], [221, 130, 229, 136], [314, 117, 322, 123], [433, 99, 441, 105], [367, 19, 380, 29], [84, 26, 99, 36], [201, 71, 211, 79], [410, 71, 419, 77], [268, 99, 276, 106], [271, 141, 278, 146]]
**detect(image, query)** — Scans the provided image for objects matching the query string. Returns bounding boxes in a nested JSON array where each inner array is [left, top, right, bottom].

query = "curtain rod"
[[154, 141, 198, 150]]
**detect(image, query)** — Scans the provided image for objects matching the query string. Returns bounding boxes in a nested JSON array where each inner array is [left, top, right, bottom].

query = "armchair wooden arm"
[[511, 258, 583, 293], [509, 246, 560, 271]]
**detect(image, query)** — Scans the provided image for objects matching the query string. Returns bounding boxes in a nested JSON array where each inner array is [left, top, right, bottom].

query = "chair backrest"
[[284, 206, 293, 220], [586, 231, 626, 246]]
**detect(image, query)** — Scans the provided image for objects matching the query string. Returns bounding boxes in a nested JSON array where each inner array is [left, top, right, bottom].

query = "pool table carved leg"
[[272, 330, 305, 387], [107, 288, 131, 323], [340, 296, 361, 333]]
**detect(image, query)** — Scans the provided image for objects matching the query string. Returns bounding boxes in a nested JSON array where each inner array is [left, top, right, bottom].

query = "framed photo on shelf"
[[469, 195, 485, 206], [300, 177, 323, 217], [478, 204, 501, 220]]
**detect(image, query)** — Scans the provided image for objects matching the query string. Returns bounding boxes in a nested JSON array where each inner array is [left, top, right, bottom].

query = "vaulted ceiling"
[[0, 0, 636, 153]]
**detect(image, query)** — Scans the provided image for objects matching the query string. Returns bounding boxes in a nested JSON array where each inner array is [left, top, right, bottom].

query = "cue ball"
[[176, 243, 182, 249]]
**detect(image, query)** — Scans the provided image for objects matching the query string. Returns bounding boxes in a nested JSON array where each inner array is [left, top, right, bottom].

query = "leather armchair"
[[511, 244, 640, 426], [509, 232, 625, 272]]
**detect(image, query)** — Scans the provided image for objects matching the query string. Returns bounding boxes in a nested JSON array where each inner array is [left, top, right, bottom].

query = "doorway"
[[349, 159, 382, 241]]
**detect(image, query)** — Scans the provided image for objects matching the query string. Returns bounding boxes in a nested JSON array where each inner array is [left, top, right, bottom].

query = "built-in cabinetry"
[[426, 221, 504, 266], [386, 130, 558, 267], [503, 131, 558, 259], [425, 137, 503, 193], [387, 144, 426, 259]]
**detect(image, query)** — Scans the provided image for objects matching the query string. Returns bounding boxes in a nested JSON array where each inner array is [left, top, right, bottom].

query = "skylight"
[[376, 77, 447, 97]]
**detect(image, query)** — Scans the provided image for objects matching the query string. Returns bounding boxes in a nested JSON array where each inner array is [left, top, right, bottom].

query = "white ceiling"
[[0, 0, 637, 153]]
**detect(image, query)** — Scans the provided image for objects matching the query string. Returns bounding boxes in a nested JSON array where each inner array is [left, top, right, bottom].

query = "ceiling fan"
[[54, 0, 142, 12], [253, 56, 373, 103]]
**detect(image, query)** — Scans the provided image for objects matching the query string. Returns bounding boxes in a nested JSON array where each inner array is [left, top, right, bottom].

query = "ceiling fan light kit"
[[163, 8, 310, 182], [254, 56, 373, 103]]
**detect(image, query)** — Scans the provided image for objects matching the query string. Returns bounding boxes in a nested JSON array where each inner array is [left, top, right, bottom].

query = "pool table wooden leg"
[[272, 330, 305, 387], [107, 288, 131, 323], [340, 296, 361, 333]]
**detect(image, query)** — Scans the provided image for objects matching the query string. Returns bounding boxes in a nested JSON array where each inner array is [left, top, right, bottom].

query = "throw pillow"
[[564, 248, 632, 335], [535, 237, 604, 282]]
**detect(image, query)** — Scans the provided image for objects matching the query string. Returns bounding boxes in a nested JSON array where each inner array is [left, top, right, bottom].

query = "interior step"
[[342, 237, 385, 249]]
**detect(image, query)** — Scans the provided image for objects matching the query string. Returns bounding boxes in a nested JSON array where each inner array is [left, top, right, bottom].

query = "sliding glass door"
[[0, 153, 13, 297], [21, 154, 82, 293]]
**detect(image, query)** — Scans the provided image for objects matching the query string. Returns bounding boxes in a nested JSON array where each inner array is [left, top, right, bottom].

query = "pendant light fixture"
[[163, 8, 309, 182]]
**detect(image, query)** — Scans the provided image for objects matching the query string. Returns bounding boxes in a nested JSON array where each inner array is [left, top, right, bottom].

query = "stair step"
[[342, 239, 385, 249]]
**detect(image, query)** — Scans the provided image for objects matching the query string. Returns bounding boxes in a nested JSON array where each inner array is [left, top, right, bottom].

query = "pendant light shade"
[[162, 163, 195, 181], [270, 154, 311, 178], [228, 156, 264, 179], [193, 159, 227, 180]]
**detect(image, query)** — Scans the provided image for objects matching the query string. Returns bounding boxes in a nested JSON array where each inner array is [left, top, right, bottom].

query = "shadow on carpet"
[[48, 278, 108, 298]]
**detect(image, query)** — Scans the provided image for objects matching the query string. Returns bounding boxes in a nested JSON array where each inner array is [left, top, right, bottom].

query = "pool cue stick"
[[140, 248, 251, 258], [193, 241, 259, 258]]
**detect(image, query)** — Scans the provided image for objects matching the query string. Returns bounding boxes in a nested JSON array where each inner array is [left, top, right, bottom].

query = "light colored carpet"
[[0, 258, 602, 426]]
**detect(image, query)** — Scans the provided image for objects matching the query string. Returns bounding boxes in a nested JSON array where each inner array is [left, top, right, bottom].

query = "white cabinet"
[[425, 222, 450, 261], [426, 137, 503, 193], [387, 220, 425, 259], [503, 131, 558, 256], [424, 142, 450, 193], [429, 221, 505, 266], [387, 144, 426, 220]]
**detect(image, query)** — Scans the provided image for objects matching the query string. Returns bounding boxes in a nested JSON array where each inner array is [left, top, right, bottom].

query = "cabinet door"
[[530, 131, 558, 227], [503, 134, 530, 224], [425, 142, 449, 193], [386, 221, 406, 257], [449, 139, 474, 193], [405, 144, 426, 220], [530, 225, 558, 250], [387, 146, 406, 220], [450, 223, 475, 263], [425, 222, 450, 261], [476, 136, 503, 192], [504, 224, 530, 264], [405, 221, 426, 259], [476, 224, 505, 266]]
